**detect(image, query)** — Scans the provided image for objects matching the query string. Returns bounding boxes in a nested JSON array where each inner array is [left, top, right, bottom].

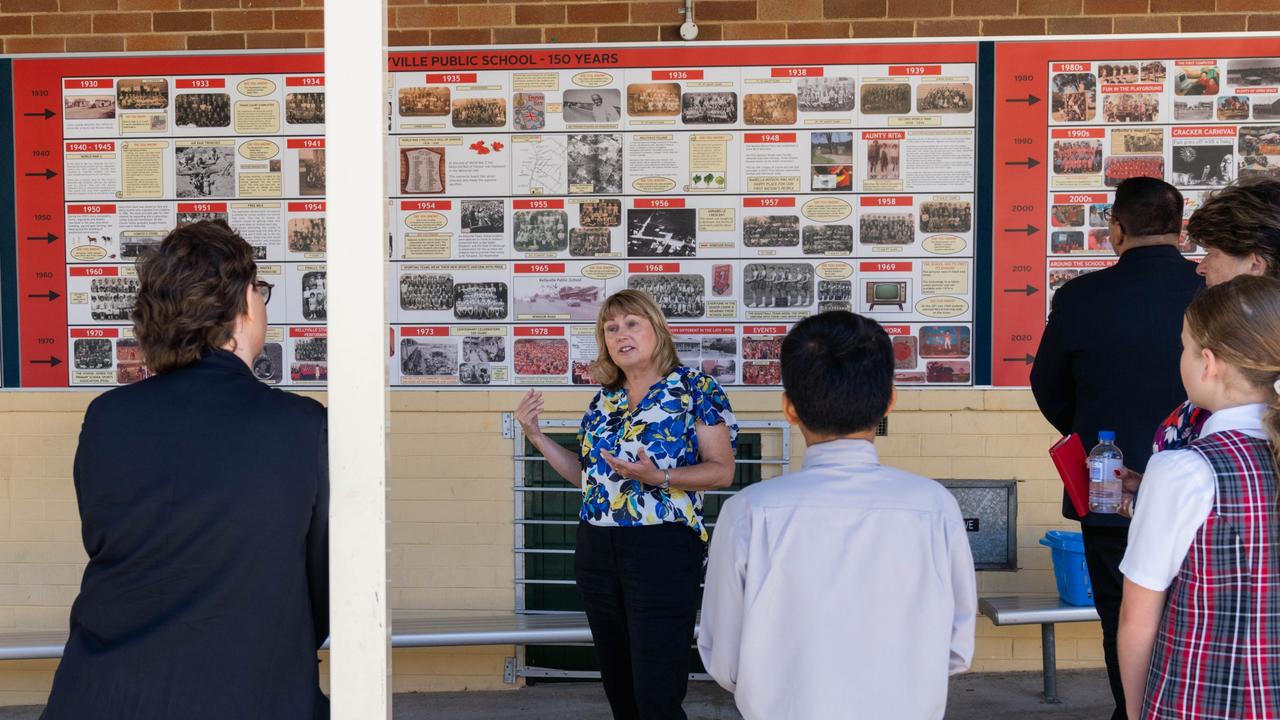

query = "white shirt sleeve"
[[945, 504, 977, 675], [697, 494, 750, 694], [1120, 449, 1216, 592]]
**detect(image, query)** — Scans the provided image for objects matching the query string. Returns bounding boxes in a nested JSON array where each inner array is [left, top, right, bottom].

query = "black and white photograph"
[[513, 210, 568, 253], [1174, 99, 1214, 121], [288, 218, 326, 254], [176, 210, 228, 227], [1172, 144, 1234, 186], [301, 271, 326, 321], [175, 143, 235, 198], [515, 277, 603, 321], [1053, 140, 1103, 174], [513, 92, 546, 131], [743, 263, 815, 308], [703, 336, 736, 360], [802, 224, 853, 254], [399, 87, 451, 116], [860, 83, 911, 115], [459, 362, 492, 385], [569, 228, 612, 256], [627, 208, 696, 256], [1050, 73, 1095, 122], [797, 77, 855, 112], [1227, 59, 1280, 87], [567, 134, 623, 194], [681, 92, 737, 124], [859, 214, 914, 245], [463, 335, 505, 363], [90, 277, 140, 322], [917, 83, 972, 114], [299, 148, 325, 196], [64, 95, 115, 120], [461, 199, 504, 234], [818, 301, 852, 313], [175, 93, 230, 128], [73, 338, 112, 370], [700, 359, 736, 384], [920, 201, 971, 234], [866, 139, 900, 180], [566, 89, 623, 122], [452, 98, 507, 127], [117, 78, 169, 110], [1254, 98, 1280, 120], [453, 282, 508, 320], [743, 93, 797, 125], [119, 235, 160, 260], [818, 279, 852, 302], [252, 343, 283, 383], [627, 275, 705, 318], [1112, 128, 1163, 155], [401, 273, 454, 311], [625, 84, 678, 117], [743, 215, 800, 248], [811, 132, 853, 165], [286, 92, 325, 124], [400, 338, 458, 376], [579, 199, 621, 227]]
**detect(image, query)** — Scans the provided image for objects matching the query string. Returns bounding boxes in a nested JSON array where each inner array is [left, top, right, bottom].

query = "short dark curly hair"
[[131, 220, 257, 374], [1186, 178, 1280, 278]]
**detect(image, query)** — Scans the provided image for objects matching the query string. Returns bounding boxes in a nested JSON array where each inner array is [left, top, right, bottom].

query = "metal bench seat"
[[979, 595, 1100, 703]]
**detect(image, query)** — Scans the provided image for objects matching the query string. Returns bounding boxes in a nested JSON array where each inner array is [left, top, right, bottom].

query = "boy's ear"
[[781, 392, 801, 427]]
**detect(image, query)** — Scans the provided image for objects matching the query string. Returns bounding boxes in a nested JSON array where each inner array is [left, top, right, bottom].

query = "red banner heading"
[[771, 67, 823, 78], [633, 198, 685, 209], [515, 263, 566, 273], [401, 200, 452, 211], [287, 138, 325, 149], [743, 197, 796, 208], [652, 70, 703, 81], [177, 202, 226, 213], [288, 202, 326, 212], [743, 325, 787, 335], [286, 76, 325, 87], [744, 133, 797, 143], [70, 266, 119, 277], [861, 196, 913, 207], [401, 327, 450, 337], [629, 262, 680, 273], [860, 261, 912, 272], [514, 199, 565, 210], [66, 204, 117, 214], [64, 78, 112, 89], [514, 327, 565, 337], [889, 65, 941, 76], [426, 73, 477, 84], [176, 78, 226, 89]]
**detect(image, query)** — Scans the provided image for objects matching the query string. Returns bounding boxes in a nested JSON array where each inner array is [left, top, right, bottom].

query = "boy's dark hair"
[[781, 311, 894, 435], [1111, 176, 1184, 237], [1186, 178, 1280, 277]]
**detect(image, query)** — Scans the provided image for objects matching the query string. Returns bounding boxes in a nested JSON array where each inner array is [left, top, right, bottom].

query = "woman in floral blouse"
[[515, 289, 738, 720]]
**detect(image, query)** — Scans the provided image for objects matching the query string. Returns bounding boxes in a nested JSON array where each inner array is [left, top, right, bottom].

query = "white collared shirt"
[[697, 438, 977, 720], [1121, 403, 1269, 592]]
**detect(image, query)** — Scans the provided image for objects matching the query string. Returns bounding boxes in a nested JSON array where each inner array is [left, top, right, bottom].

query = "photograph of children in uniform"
[[743, 335, 782, 360], [1172, 144, 1234, 186], [291, 337, 327, 382], [817, 279, 852, 312], [627, 208, 696, 256], [578, 199, 621, 227], [569, 228, 612, 256], [400, 338, 458, 377], [513, 210, 568, 253], [566, 134, 623, 194], [624, 84, 677, 117], [866, 138, 900, 180], [742, 360, 781, 385], [284, 92, 324, 125], [919, 200, 972, 234], [1114, 128, 1163, 155], [400, 146, 446, 194], [917, 83, 972, 113], [860, 213, 914, 245], [461, 199, 504, 234], [64, 95, 115, 120], [298, 148, 326, 196], [1051, 204, 1086, 227], [744, 93, 798, 125], [802, 224, 853, 255], [513, 338, 568, 375], [567, 89, 624, 123], [288, 218, 326, 254], [1099, 63, 1140, 84], [175, 94, 230, 128], [797, 77, 855, 113], [1103, 156, 1164, 187], [1051, 73, 1095, 122], [451, 98, 506, 127], [90, 277, 140, 322], [1053, 140, 1103, 175], [743, 215, 800, 248], [515, 277, 602, 321], [860, 83, 911, 115], [463, 335, 505, 363], [117, 338, 150, 384], [743, 263, 815, 308], [1051, 230, 1085, 253], [1103, 93, 1159, 123], [681, 92, 737, 124], [452, 282, 508, 320], [920, 325, 970, 358], [627, 275, 705, 318], [301, 271, 326, 321], [176, 144, 235, 198], [512, 92, 546, 131], [117, 79, 168, 110], [399, 87, 451, 117], [400, 274, 454, 311], [74, 338, 112, 370]]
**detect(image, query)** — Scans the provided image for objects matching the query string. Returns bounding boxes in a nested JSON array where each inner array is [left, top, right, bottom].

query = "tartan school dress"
[[1142, 430, 1280, 720]]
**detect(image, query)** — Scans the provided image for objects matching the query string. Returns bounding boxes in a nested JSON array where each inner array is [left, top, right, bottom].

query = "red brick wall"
[[0, 0, 1273, 53]]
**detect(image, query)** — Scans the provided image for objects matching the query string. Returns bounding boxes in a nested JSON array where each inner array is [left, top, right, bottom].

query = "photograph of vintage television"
[[866, 280, 907, 310]]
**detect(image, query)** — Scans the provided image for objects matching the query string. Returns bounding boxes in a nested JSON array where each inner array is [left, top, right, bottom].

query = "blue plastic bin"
[[1039, 530, 1094, 606]]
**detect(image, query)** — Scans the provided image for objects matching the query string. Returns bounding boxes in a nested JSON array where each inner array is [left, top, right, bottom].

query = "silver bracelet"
[[662, 468, 671, 491]]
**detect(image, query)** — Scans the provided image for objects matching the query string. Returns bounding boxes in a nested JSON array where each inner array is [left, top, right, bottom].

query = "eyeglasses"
[[253, 279, 274, 305], [1100, 207, 1115, 223]]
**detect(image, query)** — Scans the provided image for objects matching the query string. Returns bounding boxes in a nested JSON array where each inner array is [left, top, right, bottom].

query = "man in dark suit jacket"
[[1031, 177, 1203, 720], [42, 221, 329, 720]]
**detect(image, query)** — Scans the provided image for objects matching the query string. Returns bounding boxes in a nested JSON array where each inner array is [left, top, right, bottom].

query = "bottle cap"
[[1098, 430, 1115, 442]]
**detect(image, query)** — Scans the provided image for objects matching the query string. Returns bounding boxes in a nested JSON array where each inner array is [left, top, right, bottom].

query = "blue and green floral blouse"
[[577, 366, 739, 542]]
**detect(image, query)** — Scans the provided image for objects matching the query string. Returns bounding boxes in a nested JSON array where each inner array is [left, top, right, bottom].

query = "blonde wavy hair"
[[592, 289, 681, 391]]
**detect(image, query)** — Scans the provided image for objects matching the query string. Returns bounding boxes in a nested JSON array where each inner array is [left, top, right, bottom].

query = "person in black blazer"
[[1030, 177, 1203, 720], [42, 221, 329, 720]]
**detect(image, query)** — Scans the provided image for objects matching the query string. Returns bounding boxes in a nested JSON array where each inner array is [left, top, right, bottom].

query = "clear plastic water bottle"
[[1088, 430, 1124, 514]]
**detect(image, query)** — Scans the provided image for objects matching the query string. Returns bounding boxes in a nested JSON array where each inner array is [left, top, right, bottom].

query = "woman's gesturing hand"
[[601, 446, 663, 486], [515, 389, 545, 439]]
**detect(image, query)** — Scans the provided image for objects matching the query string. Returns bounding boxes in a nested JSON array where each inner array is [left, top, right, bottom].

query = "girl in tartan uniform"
[[1119, 275, 1280, 720]]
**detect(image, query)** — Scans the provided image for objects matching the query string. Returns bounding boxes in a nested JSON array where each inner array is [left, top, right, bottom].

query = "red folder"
[[1050, 433, 1090, 517]]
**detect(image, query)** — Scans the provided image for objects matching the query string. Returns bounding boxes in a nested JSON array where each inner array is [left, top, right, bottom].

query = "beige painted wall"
[[0, 387, 1096, 704]]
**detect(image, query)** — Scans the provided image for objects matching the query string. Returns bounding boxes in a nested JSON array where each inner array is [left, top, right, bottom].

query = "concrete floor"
[[0, 669, 1115, 719]]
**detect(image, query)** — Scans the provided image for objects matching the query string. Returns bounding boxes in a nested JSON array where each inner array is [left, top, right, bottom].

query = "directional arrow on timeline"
[[1002, 354, 1036, 365], [1004, 157, 1040, 169], [1002, 285, 1040, 296], [28, 356, 62, 367], [25, 233, 58, 244], [22, 109, 54, 120], [1005, 94, 1041, 106], [26, 290, 60, 301], [24, 168, 57, 180], [1003, 224, 1040, 236]]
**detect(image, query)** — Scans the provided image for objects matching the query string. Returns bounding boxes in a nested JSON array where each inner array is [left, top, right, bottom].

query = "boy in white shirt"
[[697, 311, 977, 720]]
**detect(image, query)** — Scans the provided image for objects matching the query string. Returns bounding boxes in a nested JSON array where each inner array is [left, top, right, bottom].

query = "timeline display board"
[[385, 43, 979, 387], [991, 36, 1280, 386]]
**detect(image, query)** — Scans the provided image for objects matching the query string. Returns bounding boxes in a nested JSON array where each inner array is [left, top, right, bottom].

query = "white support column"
[[323, 2, 391, 718]]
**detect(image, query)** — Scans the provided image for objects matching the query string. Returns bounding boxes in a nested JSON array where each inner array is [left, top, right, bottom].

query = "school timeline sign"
[[0, 35, 1275, 389]]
